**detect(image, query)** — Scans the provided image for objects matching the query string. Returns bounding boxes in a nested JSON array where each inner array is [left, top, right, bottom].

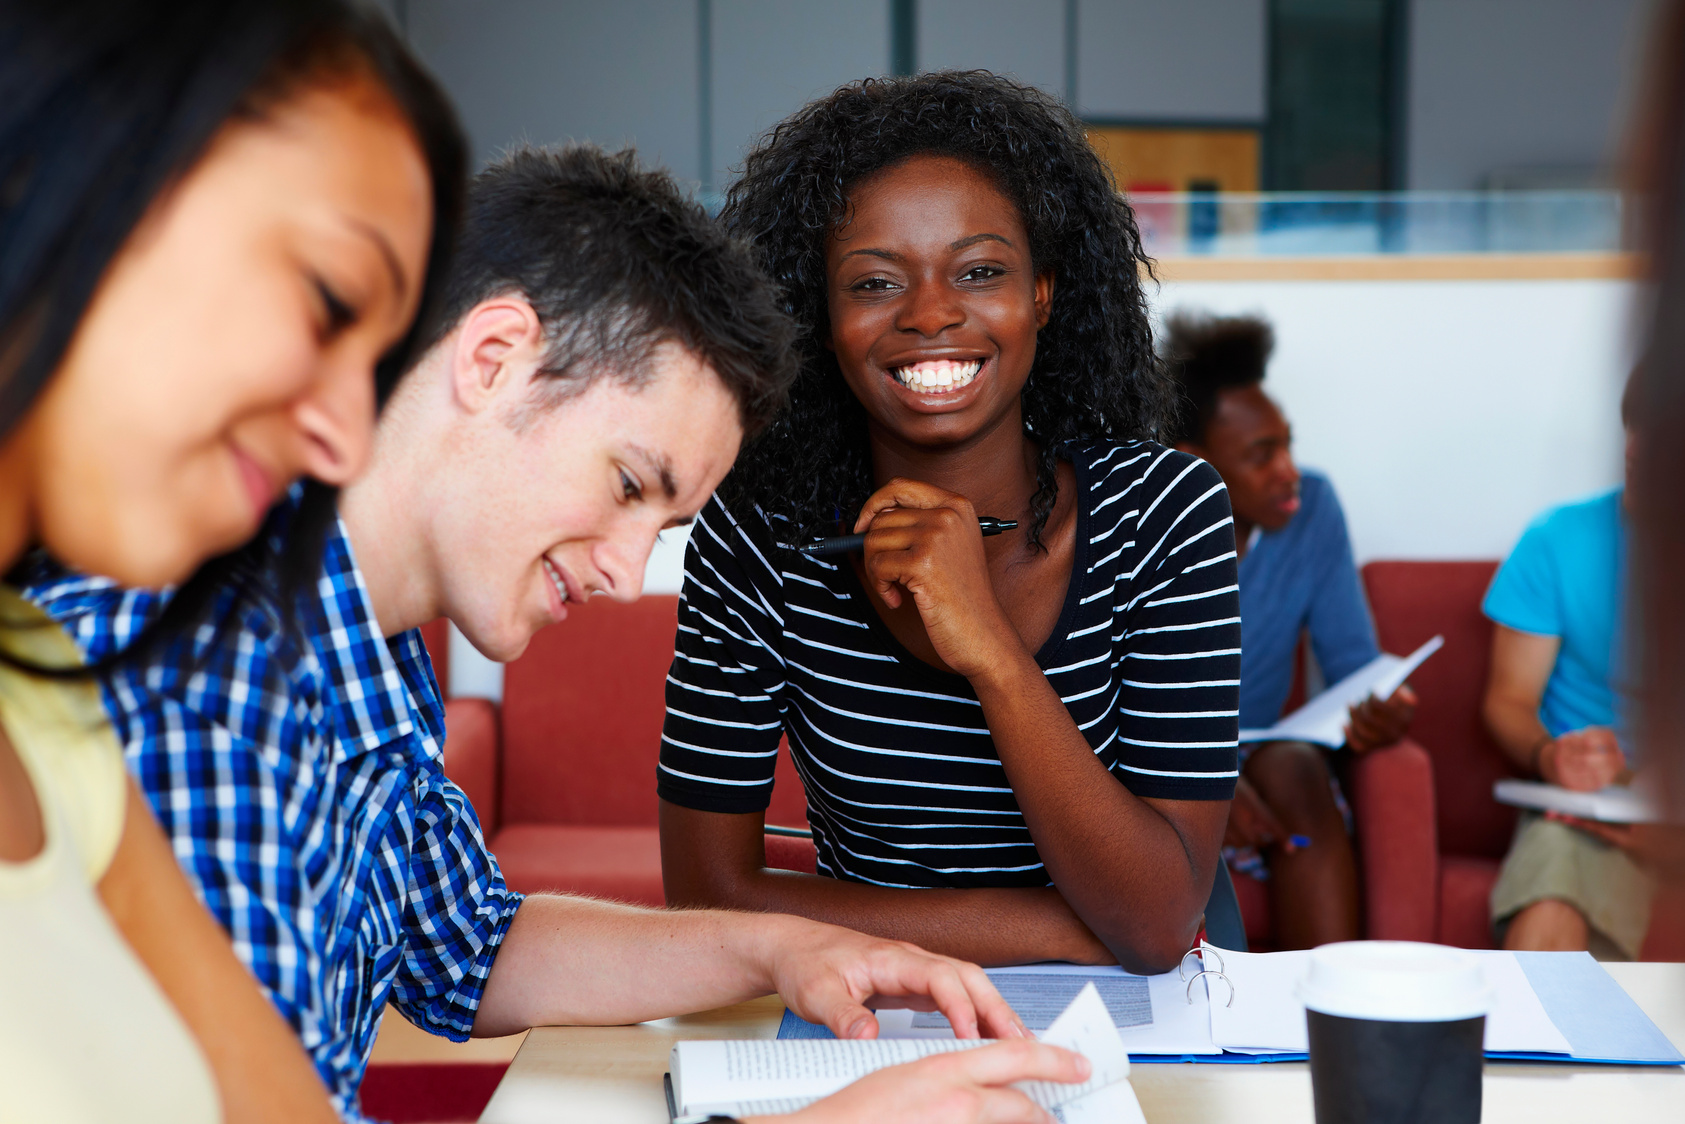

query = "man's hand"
[[760, 916, 1030, 1040], [1223, 775, 1297, 853], [768, 1039, 1091, 1124], [1547, 814, 1685, 878], [1345, 685, 1417, 754], [1538, 727, 1627, 792], [853, 478, 1023, 680]]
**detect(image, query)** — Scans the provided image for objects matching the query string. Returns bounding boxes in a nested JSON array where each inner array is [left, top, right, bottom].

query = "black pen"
[[798, 516, 1018, 557]]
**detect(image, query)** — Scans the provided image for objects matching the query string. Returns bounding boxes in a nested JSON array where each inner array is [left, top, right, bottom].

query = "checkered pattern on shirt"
[[23, 504, 523, 1123]]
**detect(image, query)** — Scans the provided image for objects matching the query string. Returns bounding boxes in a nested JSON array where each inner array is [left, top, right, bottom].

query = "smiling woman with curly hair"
[[658, 71, 1243, 973]]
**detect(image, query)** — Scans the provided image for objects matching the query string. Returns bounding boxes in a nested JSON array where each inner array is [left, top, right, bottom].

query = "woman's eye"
[[313, 277, 357, 338], [854, 276, 895, 292], [961, 265, 1003, 282], [619, 469, 643, 501]]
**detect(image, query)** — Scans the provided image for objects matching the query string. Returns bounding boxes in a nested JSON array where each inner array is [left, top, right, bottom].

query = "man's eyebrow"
[[629, 443, 678, 501], [949, 232, 1013, 251], [349, 218, 408, 302]]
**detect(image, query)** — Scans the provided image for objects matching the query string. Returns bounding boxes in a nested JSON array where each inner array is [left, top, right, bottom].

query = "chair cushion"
[[491, 824, 665, 906], [1437, 854, 1501, 949], [1231, 868, 1273, 950]]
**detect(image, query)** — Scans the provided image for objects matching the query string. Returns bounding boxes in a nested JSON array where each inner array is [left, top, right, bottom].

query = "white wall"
[[918, 0, 1067, 97], [1406, 0, 1654, 189]]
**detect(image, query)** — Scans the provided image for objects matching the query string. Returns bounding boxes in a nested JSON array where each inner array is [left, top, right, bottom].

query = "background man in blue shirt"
[[1481, 372, 1677, 958], [1166, 312, 1415, 948]]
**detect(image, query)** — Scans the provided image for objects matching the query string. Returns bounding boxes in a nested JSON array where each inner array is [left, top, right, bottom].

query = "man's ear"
[[450, 297, 545, 414], [1033, 270, 1055, 330]]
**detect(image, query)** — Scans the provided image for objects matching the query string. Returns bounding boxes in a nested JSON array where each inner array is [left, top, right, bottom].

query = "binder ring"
[[1185, 968, 1235, 1008], [1179, 944, 1226, 981], [1177, 948, 1202, 981]]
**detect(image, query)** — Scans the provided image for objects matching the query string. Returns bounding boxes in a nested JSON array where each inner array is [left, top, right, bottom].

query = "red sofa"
[[429, 567, 1682, 955]]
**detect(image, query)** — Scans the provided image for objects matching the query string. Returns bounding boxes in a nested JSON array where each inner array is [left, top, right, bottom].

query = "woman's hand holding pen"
[[853, 478, 1024, 680]]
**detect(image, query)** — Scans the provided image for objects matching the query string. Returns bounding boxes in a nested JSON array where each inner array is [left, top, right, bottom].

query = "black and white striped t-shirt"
[[658, 441, 1241, 889]]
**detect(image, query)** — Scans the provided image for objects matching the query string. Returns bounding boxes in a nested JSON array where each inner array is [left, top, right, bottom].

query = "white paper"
[[1204, 945, 1570, 1055], [1238, 635, 1443, 747], [671, 983, 1138, 1118], [1054, 1077, 1149, 1124], [1493, 779, 1660, 824], [876, 963, 1222, 1056]]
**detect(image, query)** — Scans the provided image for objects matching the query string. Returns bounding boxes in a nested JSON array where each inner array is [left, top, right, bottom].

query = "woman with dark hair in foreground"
[[0, 1, 460, 1118], [659, 71, 1240, 974]]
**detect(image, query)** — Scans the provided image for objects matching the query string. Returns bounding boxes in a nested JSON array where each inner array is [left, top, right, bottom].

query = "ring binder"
[[1179, 941, 1234, 1007]]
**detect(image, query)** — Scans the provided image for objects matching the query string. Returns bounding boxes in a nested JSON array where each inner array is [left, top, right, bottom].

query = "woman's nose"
[[292, 355, 377, 487]]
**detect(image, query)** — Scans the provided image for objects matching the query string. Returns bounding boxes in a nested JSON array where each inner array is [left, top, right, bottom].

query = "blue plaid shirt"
[[24, 497, 523, 1122]]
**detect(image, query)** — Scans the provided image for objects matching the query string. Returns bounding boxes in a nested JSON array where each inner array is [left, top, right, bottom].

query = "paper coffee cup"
[[1297, 942, 1491, 1124]]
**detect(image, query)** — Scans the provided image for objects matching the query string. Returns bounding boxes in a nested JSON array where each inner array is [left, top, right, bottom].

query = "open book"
[[668, 983, 1142, 1123], [1494, 779, 1660, 824], [1238, 635, 1443, 748]]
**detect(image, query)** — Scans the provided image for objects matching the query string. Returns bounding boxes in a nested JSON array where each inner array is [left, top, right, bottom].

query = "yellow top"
[[0, 586, 220, 1123]]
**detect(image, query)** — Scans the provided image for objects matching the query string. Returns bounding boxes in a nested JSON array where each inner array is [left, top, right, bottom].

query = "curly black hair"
[[1161, 310, 1275, 446], [717, 70, 1171, 547]]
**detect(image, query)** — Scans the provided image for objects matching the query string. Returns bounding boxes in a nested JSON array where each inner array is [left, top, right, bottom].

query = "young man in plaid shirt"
[[26, 146, 1076, 1123]]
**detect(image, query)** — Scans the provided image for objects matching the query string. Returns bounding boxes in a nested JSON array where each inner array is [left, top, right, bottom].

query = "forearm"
[[973, 652, 1218, 973], [1484, 693, 1550, 773], [473, 895, 791, 1036], [672, 865, 1112, 967]]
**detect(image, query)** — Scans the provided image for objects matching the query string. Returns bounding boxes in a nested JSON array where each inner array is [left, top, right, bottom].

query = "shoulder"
[[1076, 440, 1225, 513], [1511, 487, 1623, 560]]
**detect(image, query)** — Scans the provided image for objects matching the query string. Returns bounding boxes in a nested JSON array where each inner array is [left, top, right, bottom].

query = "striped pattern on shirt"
[[657, 441, 1242, 889]]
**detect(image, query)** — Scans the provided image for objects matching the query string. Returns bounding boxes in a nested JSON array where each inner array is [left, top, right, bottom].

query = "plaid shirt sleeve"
[[392, 768, 523, 1038]]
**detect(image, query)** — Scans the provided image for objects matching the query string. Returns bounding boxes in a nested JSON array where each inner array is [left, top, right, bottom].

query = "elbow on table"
[[1094, 910, 1203, 977]]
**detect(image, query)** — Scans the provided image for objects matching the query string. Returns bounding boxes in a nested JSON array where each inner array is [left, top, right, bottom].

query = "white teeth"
[[893, 359, 983, 394], [542, 557, 568, 602]]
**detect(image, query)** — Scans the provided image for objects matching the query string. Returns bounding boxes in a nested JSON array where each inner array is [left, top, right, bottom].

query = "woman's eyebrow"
[[949, 232, 1012, 251], [347, 217, 408, 301]]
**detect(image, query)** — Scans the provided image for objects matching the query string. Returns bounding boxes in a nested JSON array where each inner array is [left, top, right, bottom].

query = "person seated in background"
[[1164, 311, 1416, 949], [27, 144, 1085, 1124], [1483, 370, 1661, 959], [657, 71, 1240, 976]]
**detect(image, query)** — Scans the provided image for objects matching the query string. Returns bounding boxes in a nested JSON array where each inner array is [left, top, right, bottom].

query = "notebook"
[[1238, 635, 1443, 747], [1493, 779, 1660, 824]]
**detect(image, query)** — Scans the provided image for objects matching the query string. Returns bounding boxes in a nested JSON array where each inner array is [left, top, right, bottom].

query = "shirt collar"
[[304, 516, 419, 757]]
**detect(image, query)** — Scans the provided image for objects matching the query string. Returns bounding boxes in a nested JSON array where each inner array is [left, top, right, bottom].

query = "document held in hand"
[[1493, 779, 1660, 824], [668, 983, 1142, 1122], [1238, 635, 1443, 748]]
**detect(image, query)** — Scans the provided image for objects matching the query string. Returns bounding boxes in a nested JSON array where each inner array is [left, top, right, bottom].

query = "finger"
[[821, 996, 881, 1040], [942, 1040, 1092, 1087], [1395, 684, 1419, 707], [853, 478, 970, 532], [918, 963, 983, 1039], [955, 963, 1029, 1040]]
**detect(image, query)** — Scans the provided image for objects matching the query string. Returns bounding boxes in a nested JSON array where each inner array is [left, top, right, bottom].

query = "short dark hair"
[[717, 70, 1167, 548], [1162, 312, 1276, 446], [420, 144, 797, 437]]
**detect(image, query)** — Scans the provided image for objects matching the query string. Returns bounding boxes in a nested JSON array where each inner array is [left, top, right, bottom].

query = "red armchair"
[[433, 596, 812, 906]]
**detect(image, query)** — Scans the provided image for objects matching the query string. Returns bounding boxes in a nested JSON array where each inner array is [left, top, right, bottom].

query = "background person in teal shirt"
[[1482, 377, 1652, 958]]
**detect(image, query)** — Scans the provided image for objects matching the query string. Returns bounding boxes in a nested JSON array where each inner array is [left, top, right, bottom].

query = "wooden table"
[[479, 963, 1685, 1123]]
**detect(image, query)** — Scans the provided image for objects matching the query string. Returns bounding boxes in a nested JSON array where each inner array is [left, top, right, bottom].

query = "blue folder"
[[777, 952, 1682, 1066]]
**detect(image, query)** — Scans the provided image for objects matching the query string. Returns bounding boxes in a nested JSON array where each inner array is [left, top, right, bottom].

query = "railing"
[[1131, 191, 1624, 259]]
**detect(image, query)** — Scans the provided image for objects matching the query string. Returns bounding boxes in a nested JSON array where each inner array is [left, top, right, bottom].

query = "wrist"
[[1531, 735, 1555, 781], [965, 632, 1038, 696]]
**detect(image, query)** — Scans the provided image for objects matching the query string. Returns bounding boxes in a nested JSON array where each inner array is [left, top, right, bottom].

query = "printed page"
[[1239, 635, 1443, 747], [875, 963, 1222, 1056], [672, 984, 1138, 1117]]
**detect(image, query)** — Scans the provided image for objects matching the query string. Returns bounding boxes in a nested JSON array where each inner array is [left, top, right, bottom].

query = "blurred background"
[[366, 0, 1651, 695]]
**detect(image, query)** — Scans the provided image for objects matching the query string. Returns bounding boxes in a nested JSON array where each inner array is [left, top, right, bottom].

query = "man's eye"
[[620, 469, 642, 501]]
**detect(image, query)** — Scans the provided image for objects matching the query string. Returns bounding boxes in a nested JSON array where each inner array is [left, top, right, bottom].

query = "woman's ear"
[[1034, 270, 1055, 330], [450, 296, 545, 414]]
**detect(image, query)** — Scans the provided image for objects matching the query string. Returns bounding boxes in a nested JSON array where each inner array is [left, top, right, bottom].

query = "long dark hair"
[[717, 70, 1169, 547], [0, 0, 466, 657]]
